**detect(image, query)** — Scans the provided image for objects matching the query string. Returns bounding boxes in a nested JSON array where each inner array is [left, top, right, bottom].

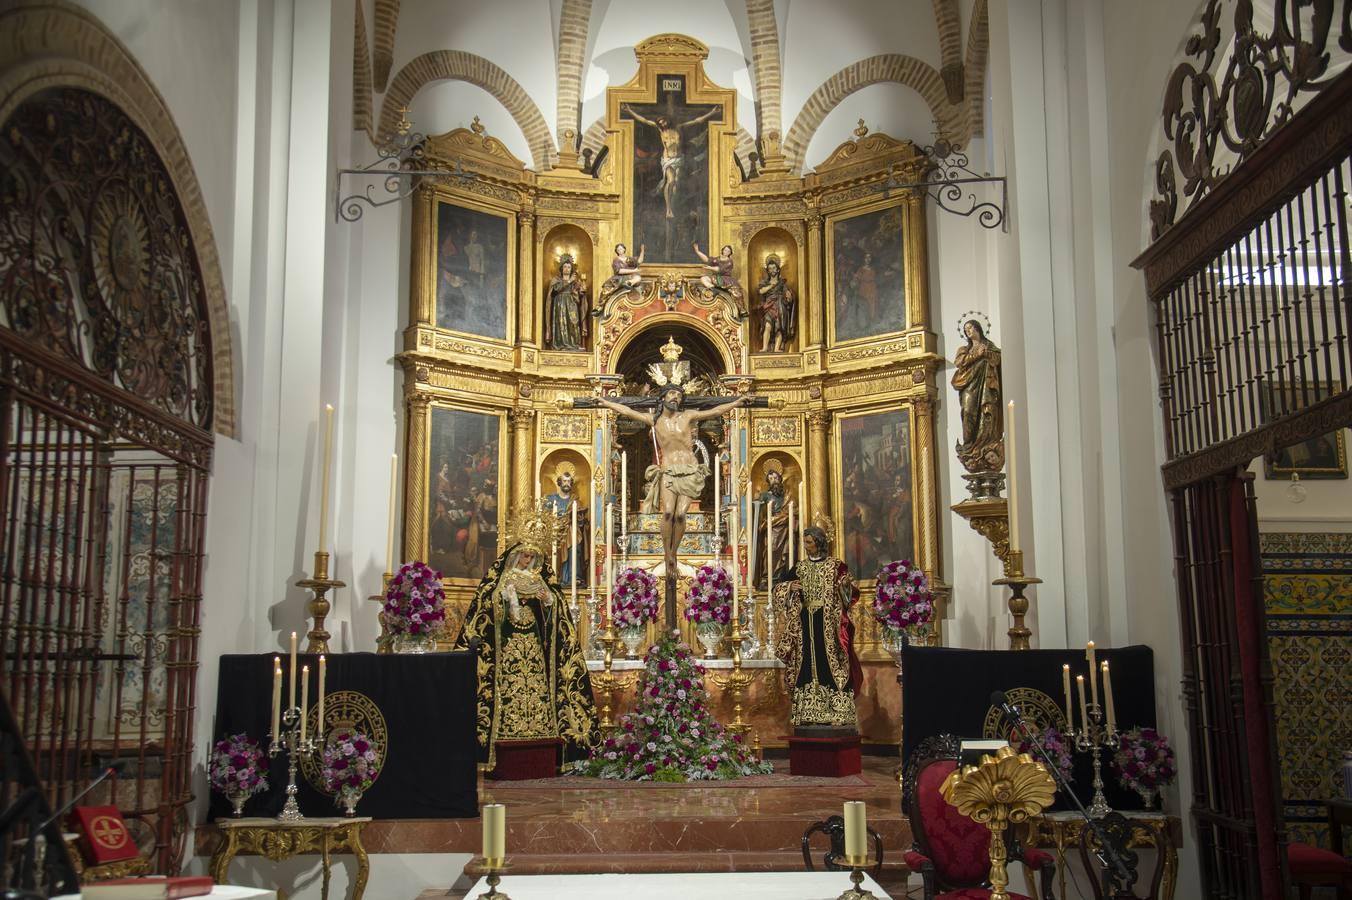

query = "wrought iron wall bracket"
[[877, 142, 1008, 232]]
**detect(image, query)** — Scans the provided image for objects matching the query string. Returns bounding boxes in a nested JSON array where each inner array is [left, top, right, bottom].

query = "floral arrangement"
[[872, 559, 934, 632], [208, 733, 269, 797], [576, 636, 772, 782], [321, 730, 380, 794], [1111, 726, 1177, 795], [1016, 725, 1074, 782], [611, 566, 659, 628], [382, 561, 446, 636], [683, 564, 733, 625]]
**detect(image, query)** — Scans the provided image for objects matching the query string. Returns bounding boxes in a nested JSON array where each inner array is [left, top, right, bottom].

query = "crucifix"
[[572, 337, 765, 631]]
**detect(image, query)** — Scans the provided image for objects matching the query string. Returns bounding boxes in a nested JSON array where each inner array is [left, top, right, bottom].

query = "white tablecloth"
[[57, 886, 276, 899], [465, 871, 890, 899]]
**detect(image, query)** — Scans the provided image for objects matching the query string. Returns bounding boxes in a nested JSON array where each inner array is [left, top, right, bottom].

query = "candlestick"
[[714, 451, 721, 554], [1006, 400, 1020, 554], [843, 801, 866, 859], [318, 404, 334, 553], [590, 484, 598, 608], [289, 631, 297, 710], [745, 477, 753, 598], [385, 453, 398, 575], [1077, 674, 1088, 726], [1087, 641, 1099, 704], [1102, 661, 1116, 734], [300, 665, 309, 743], [620, 451, 628, 539], [482, 803, 506, 862], [271, 659, 282, 738], [570, 498, 578, 605], [1062, 663, 1073, 731], [317, 655, 326, 737], [605, 502, 614, 622]]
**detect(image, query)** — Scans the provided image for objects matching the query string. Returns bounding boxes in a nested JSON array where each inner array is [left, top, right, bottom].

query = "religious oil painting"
[[435, 199, 510, 340], [837, 408, 914, 580], [828, 204, 907, 344], [427, 406, 504, 581], [621, 74, 722, 265], [1262, 382, 1348, 479]]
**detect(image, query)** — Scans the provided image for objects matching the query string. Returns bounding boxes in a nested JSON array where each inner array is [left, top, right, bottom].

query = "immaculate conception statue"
[[453, 503, 598, 770], [773, 524, 862, 731]]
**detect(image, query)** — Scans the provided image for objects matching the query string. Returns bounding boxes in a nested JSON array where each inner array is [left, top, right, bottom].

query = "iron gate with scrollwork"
[[0, 86, 216, 876]]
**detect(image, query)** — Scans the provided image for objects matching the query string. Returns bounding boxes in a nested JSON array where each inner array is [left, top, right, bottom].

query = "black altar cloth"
[[901, 644, 1157, 811], [209, 652, 477, 820]]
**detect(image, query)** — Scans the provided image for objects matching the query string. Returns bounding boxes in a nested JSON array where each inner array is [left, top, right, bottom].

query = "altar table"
[[211, 653, 477, 820], [207, 817, 369, 900], [464, 871, 891, 899], [57, 889, 276, 899]]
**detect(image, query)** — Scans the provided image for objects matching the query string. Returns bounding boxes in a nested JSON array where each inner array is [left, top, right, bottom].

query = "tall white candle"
[[766, 498, 775, 598], [1102, 661, 1117, 733], [482, 803, 506, 862], [317, 654, 326, 738], [590, 484, 598, 605], [843, 801, 867, 860], [1077, 674, 1088, 727], [288, 631, 297, 710], [299, 665, 309, 742], [605, 502, 615, 621], [621, 451, 628, 538], [714, 451, 721, 555], [570, 497, 578, 606], [788, 501, 796, 567], [318, 404, 334, 553], [731, 487, 740, 616], [1006, 400, 1020, 554], [745, 478, 754, 597], [798, 479, 807, 551], [385, 453, 398, 574], [1086, 641, 1099, 705], [1062, 663, 1073, 731], [271, 658, 281, 738]]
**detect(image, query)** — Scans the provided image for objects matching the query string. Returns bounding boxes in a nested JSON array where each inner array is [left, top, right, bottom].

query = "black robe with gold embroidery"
[[452, 544, 598, 769], [772, 556, 862, 729]]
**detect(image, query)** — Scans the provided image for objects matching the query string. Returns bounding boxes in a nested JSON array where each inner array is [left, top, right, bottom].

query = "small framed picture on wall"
[[1261, 382, 1348, 479]]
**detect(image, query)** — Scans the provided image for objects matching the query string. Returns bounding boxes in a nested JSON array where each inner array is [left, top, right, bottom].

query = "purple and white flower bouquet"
[[683, 564, 733, 625], [209, 733, 269, 798], [1017, 725, 1075, 783], [612, 566, 659, 628], [873, 559, 933, 636], [383, 561, 446, 637], [1112, 726, 1176, 807], [322, 730, 380, 794]]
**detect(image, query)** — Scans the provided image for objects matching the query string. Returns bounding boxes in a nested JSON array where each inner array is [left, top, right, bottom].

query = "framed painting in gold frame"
[[832, 406, 916, 583], [1261, 382, 1349, 479], [825, 198, 908, 346], [412, 186, 517, 345], [421, 402, 508, 584]]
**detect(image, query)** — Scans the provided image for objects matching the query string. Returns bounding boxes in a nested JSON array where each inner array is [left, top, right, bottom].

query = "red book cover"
[[70, 804, 137, 864], [80, 876, 214, 899]]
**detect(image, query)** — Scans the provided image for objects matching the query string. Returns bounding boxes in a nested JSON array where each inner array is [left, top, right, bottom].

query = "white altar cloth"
[[465, 871, 890, 899], [58, 887, 276, 899]]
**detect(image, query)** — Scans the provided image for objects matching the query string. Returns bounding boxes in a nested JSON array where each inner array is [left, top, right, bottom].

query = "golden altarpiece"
[[397, 35, 946, 747]]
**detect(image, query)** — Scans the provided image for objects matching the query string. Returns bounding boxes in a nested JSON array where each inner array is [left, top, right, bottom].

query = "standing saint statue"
[[453, 503, 598, 771], [542, 465, 588, 588], [752, 462, 791, 590], [951, 318, 1004, 473], [756, 254, 796, 352], [545, 254, 588, 351], [772, 525, 863, 731]]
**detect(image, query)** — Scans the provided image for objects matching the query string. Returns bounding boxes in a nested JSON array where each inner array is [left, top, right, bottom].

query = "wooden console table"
[[207, 817, 370, 900], [1027, 811, 1181, 900]]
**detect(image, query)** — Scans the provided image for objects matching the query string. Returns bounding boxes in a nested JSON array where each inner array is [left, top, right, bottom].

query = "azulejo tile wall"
[[1260, 531, 1352, 849]]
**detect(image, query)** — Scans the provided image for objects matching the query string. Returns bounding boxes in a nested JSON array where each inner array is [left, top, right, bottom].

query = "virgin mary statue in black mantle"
[[453, 503, 598, 769]]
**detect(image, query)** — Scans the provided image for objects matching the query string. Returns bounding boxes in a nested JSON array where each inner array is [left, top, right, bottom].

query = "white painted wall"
[[801, 82, 936, 170]]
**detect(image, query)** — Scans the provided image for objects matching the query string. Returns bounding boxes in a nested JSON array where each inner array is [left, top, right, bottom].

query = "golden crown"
[[647, 336, 692, 390], [503, 501, 569, 557]]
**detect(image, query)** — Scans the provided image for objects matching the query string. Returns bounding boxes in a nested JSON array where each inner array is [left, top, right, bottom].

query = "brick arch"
[[745, 0, 783, 139], [555, 0, 592, 147], [372, 0, 400, 92], [0, 2, 237, 437], [932, 0, 964, 102], [962, 0, 989, 139], [783, 54, 963, 174], [380, 50, 556, 170]]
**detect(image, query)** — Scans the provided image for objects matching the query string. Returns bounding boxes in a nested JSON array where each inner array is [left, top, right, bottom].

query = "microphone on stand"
[[36, 763, 121, 834], [990, 689, 1138, 897]]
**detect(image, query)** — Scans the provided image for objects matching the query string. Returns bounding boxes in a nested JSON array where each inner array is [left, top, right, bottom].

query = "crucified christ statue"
[[623, 103, 720, 219]]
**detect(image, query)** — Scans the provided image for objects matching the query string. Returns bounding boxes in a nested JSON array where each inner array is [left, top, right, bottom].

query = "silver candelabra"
[[269, 706, 318, 822], [1072, 700, 1119, 818]]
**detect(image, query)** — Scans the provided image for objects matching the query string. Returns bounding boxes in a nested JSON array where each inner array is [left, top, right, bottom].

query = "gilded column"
[[805, 213, 825, 348], [509, 407, 536, 509], [518, 210, 537, 345], [806, 410, 831, 526], [904, 192, 931, 331], [911, 395, 940, 576], [411, 185, 436, 325], [404, 394, 431, 562]]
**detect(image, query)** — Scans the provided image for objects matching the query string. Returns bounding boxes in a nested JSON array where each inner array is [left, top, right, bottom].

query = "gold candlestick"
[[591, 621, 621, 729], [992, 549, 1040, 650], [721, 616, 754, 738], [298, 550, 346, 654], [835, 855, 878, 900], [369, 571, 392, 654], [473, 858, 512, 900]]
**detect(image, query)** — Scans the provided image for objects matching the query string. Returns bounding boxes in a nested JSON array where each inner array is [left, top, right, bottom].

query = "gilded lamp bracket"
[[875, 131, 1008, 232]]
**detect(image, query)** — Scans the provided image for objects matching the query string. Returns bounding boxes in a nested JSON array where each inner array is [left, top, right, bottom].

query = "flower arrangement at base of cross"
[[873, 559, 934, 656], [1111, 726, 1176, 809], [1016, 725, 1075, 784], [575, 635, 772, 782], [612, 566, 659, 627], [382, 561, 446, 650], [683, 565, 733, 625], [322, 730, 381, 816], [209, 733, 269, 816]]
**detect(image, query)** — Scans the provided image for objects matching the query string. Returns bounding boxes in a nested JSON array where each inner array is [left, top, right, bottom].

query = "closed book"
[[70, 805, 138, 865], [80, 874, 214, 899]]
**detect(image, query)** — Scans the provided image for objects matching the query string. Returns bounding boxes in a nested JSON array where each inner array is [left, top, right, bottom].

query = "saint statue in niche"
[[600, 242, 645, 304], [753, 461, 792, 590], [951, 317, 1004, 474], [541, 465, 588, 587], [756, 254, 796, 352], [545, 254, 589, 351]]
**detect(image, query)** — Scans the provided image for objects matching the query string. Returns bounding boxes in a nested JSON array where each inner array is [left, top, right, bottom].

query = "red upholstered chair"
[[902, 734, 1056, 900], [1287, 841, 1352, 899]]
